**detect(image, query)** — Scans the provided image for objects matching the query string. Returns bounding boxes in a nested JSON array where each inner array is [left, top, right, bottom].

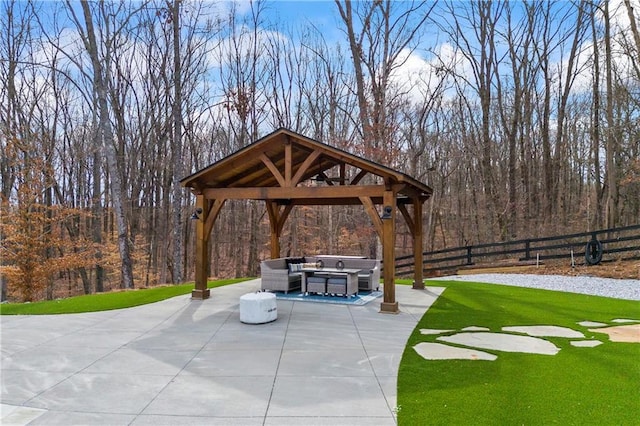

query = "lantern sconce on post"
[[190, 207, 203, 220], [381, 205, 393, 219]]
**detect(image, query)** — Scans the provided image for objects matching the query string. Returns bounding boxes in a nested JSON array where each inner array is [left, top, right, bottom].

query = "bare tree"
[[589, 0, 604, 230], [623, 0, 640, 80], [217, 1, 270, 276], [171, 0, 184, 284], [70, 0, 135, 289], [603, 0, 618, 228], [335, 0, 436, 161], [0, 0, 32, 300], [437, 0, 506, 238]]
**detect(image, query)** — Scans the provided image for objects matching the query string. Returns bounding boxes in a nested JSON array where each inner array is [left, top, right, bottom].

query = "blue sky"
[[19, 0, 640, 107], [236, 0, 346, 41], [262, 0, 339, 22]]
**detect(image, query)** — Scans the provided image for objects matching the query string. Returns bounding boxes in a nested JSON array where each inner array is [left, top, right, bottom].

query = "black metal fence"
[[393, 224, 640, 277]]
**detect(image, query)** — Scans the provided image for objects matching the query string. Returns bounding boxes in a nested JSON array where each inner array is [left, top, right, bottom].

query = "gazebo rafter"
[[181, 128, 432, 313]]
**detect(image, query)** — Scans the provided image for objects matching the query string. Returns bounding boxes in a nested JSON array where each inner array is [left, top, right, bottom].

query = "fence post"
[[525, 240, 531, 260], [466, 246, 472, 265]]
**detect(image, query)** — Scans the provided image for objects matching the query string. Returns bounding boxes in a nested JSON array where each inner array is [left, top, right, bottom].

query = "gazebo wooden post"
[[380, 189, 398, 313], [270, 231, 280, 259], [266, 201, 283, 258], [412, 199, 425, 289], [192, 194, 210, 300]]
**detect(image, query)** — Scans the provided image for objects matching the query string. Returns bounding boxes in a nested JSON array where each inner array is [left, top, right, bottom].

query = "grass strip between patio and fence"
[[397, 279, 640, 425], [0, 278, 251, 315]]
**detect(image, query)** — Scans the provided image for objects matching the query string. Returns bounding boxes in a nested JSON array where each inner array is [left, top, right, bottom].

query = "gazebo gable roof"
[[181, 128, 432, 200]]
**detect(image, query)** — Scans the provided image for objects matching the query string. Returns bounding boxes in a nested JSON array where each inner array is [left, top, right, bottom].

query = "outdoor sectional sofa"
[[260, 255, 380, 294]]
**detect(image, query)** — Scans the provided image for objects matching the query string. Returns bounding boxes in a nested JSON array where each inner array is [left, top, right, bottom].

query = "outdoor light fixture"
[[381, 205, 393, 219], [191, 207, 203, 220]]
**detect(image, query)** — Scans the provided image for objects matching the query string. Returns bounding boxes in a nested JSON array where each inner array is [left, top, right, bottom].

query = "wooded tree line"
[[1, 0, 638, 301]]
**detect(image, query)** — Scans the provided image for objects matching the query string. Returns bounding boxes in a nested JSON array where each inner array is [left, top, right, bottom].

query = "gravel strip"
[[427, 273, 640, 301]]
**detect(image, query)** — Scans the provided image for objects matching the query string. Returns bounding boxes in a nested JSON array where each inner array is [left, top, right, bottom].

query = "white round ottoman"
[[239, 292, 277, 324]]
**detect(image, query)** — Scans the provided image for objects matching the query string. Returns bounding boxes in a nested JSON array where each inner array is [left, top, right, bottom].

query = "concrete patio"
[[1, 279, 444, 425]]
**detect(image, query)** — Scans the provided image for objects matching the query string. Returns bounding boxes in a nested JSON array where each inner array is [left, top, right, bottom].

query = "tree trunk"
[[335, 0, 371, 145], [603, 0, 618, 228], [171, 0, 184, 284], [590, 4, 603, 230], [80, 0, 134, 289], [92, 136, 104, 292], [624, 0, 640, 65]]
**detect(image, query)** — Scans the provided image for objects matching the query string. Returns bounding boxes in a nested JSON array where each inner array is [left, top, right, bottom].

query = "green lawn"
[[0, 278, 251, 315], [398, 280, 640, 425]]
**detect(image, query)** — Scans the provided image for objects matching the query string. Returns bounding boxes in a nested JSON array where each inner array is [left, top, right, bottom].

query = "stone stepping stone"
[[413, 342, 497, 361], [571, 340, 603, 347], [502, 325, 584, 338], [438, 332, 560, 355], [578, 321, 608, 327], [462, 326, 490, 331]]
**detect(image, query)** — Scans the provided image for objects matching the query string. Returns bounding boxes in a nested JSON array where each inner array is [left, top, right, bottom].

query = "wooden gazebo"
[[180, 128, 432, 313]]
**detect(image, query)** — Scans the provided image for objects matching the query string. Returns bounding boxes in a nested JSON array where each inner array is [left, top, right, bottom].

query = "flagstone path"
[[413, 319, 640, 361]]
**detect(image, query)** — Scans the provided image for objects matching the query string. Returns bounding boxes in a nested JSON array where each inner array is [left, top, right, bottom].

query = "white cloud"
[[209, 25, 290, 67], [605, 0, 638, 30], [389, 43, 466, 104], [227, 0, 256, 17]]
